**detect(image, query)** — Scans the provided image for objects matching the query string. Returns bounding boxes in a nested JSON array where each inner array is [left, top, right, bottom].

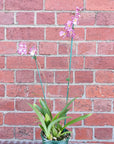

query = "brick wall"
[[0, 0, 114, 143]]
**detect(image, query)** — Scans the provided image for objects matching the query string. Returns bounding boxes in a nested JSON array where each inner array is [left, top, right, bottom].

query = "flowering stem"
[[34, 56, 46, 103], [64, 25, 74, 126]]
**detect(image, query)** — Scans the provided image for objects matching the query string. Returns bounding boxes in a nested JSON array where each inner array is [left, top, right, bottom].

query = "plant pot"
[[40, 129, 70, 144]]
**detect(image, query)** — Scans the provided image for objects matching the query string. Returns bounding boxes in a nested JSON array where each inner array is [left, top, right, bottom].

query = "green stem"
[[34, 57, 46, 103]]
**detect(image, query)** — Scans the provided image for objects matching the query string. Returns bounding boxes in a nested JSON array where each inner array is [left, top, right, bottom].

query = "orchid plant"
[[17, 7, 92, 141]]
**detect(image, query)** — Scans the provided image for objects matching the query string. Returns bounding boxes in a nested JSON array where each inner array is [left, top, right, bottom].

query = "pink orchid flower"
[[29, 46, 37, 56], [18, 43, 27, 55]]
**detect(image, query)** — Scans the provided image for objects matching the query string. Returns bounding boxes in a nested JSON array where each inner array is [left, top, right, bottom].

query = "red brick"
[[7, 28, 44, 40], [0, 42, 17, 54], [98, 42, 114, 55], [15, 127, 33, 140], [7, 85, 44, 98], [0, 113, 3, 125], [96, 12, 114, 25], [86, 0, 114, 11], [74, 99, 92, 112], [0, 12, 14, 24], [47, 85, 84, 98], [5, 0, 43, 10], [36, 71, 54, 83], [0, 0, 3, 10], [46, 27, 84, 40], [0, 99, 14, 111], [45, 0, 83, 10], [96, 71, 114, 83], [39, 42, 57, 55], [72, 57, 84, 69], [16, 70, 34, 83], [0, 70, 14, 83], [46, 57, 68, 69], [37, 12, 55, 25], [0, 57, 5, 69], [78, 42, 96, 55], [75, 128, 93, 140], [0, 127, 14, 139], [55, 71, 73, 83], [75, 71, 93, 83], [85, 57, 114, 69], [7, 56, 44, 69], [16, 12, 34, 25], [94, 99, 111, 112], [86, 85, 114, 98], [59, 43, 76, 55], [5, 113, 37, 125], [35, 128, 42, 140], [86, 28, 114, 40], [85, 113, 114, 126], [16, 99, 34, 111], [55, 99, 73, 111], [0, 28, 4, 40], [0, 85, 5, 97], [95, 128, 112, 140]]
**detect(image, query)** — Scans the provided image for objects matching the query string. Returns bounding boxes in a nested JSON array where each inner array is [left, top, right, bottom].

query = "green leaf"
[[61, 113, 92, 132], [39, 99, 52, 120], [59, 131, 71, 136], [33, 104, 44, 116]]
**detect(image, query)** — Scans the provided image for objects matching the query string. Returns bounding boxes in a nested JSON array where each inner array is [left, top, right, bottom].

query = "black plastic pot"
[[40, 129, 70, 144]]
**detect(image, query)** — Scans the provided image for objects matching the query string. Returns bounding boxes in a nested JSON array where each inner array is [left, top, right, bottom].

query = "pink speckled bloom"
[[18, 43, 27, 55], [29, 46, 37, 56]]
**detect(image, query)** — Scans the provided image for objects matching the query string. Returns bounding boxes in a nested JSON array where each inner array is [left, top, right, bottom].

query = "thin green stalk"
[[34, 56, 46, 103]]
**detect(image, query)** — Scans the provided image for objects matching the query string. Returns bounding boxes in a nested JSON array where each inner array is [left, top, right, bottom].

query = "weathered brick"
[[0, 57, 5, 69], [7, 28, 44, 40], [85, 57, 114, 69], [75, 128, 93, 140], [78, 42, 96, 55], [47, 85, 84, 98], [86, 28, 114, 40], [96, 71, 114, 83], [46, 27, 84, 40], [5, 0, 43, 10], [0, 28, 4, 40], [0, 99, 14, 111], [86, 85, 114, 98], [0, 0, 3, 10], [16, 12, 34, 25], [96, 12, 114, 25], [36, 71, 54, 83], [15, 127, 33, 140], [5, 113, 37, 125], [7, 85, 44, 98], [16, 99, 34, 111], [98, 42, 114, 55], [72, 57, 84, 69], [75, 71, 93, 83], [95, 128, 112, 140], [94, 99, 111, 112], [45, 0, 83, 10], [86, 0, 114, 11], [0, 127, 14, 139], [7, 56, 44, 69], [0, 70, 14, 83], [46, 57, 68, 69], [0, 12, 14, 24], [37, 12, 55, 25], [55, 71, 73, 83], [74, 99, 92, 112], [85, 114, 114, 126], [59, 43, 76, 55], [16, 70, 34, 83], [39, 42, 57, 55], [0, 113, 3, 125], [0, 42, 17, 54], [0, 85, 5, 97]]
